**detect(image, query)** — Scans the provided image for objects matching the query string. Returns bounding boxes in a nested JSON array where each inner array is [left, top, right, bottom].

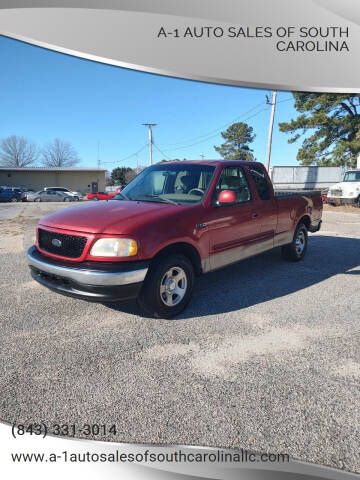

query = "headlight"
[[90, 238, 138, 257]]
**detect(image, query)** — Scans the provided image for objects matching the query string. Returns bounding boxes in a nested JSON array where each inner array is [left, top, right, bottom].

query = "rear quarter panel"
[[276, 191, 323, 235]]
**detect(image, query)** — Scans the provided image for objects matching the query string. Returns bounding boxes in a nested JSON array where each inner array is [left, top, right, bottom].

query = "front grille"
[[38, 228, 87, 259]]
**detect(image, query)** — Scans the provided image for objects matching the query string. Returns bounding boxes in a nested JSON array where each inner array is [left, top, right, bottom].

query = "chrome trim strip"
[[209, 238, 274, 271], [273, 231, 294, 248], [27, 249, 148, 286]]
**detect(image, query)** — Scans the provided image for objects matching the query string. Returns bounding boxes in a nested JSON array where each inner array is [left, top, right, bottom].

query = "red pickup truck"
[[27, 161, 322, 318]]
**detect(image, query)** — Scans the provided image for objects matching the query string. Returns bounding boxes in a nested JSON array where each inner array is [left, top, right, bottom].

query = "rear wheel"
[[63, 197, 70, 202], [34, 198, 41, 202], [10, 197, 18, 203], [138, 254, 195, 319], [92, 196, 99, 201], [282, 223, 308, 262]]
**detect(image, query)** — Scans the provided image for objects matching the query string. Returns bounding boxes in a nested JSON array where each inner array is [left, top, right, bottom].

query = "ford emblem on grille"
[[51, 238, 62, 247]]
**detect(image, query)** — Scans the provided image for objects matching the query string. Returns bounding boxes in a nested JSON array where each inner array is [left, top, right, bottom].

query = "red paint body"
[[86, 192, 116, 201], [36, 161, 323, 270]]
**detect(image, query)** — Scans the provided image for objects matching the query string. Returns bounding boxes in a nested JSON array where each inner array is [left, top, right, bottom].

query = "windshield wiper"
[[138, 194, 179, 205]]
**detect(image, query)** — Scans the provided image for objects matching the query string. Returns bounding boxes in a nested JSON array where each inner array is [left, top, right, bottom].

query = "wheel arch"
[[297, 215, 311, 230], [151, 242, 203, 275]]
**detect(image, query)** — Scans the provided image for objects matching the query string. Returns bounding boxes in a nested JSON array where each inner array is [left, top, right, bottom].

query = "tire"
[[64, 198, 70, 202], [10, 197, 18, 203], [137, 254, 195, 319], [74, 196, 79, 201], [282, 223, 308, 262], [34, 198, 41, 202], [92, 197, 99, 201]]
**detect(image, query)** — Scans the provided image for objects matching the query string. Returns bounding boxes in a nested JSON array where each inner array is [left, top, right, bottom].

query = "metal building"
[[269, 166, 343, 190], [0, 167, 106, 195]]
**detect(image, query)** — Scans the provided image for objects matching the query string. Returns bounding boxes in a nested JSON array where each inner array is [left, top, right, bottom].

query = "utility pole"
[[200, 153, 205, 160], [142, 123, 157, 166], [97, 141, 100, 168], [265, 91, 277, 172]]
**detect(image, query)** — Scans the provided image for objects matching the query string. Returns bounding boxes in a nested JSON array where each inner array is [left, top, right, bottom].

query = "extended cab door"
[[247, 163, 278, 240], [206, 165, 264, 271]]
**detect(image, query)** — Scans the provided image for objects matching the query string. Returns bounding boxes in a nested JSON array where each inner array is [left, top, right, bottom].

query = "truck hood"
[[38, 200, 187, 234], [329, 182, 360, 195]]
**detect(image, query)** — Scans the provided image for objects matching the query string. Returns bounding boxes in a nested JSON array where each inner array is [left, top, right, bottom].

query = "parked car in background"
[[7, 187, 32, 202], [327, 170, 360, 207], [22, 189, 35, 201], [44, 187, 83, 201], [321, 188, 328, 204], [27, 160, 323, 318], [26, 190, 74, 202], [0, 187, 22, 202], [86, 191, 116, 201]]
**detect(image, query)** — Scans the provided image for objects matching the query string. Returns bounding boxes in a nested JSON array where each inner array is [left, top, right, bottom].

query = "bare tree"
[[0, 135, 38, 167], [41, 138, 80, 167]]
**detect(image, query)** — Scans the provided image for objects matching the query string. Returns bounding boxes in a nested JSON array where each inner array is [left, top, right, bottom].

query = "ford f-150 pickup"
[[27, 160, 322, 318]]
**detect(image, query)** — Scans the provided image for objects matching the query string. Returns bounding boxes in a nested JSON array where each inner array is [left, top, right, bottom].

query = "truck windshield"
[[343, 171, 360, 182], [112, 164, 216, 204]]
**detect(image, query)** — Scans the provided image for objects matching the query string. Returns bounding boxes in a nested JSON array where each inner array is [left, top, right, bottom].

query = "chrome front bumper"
[[27, 246, 148, 287]]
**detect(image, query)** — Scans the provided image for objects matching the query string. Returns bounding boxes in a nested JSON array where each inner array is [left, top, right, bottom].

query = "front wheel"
[[63, 197, 70, 202], [10, 197, 18, 203], [137, 254, 195, 319], [282, 223, 308, 262]]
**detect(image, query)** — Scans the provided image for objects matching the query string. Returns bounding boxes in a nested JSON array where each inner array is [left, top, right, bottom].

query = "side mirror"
[[218, 190, 237, 205]]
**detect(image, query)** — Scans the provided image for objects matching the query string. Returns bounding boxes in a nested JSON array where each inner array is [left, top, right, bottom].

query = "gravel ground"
[[0, 202, 359, 473]]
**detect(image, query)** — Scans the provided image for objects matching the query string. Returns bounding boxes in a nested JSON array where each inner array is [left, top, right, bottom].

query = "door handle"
[[252, 213, 259, 219]]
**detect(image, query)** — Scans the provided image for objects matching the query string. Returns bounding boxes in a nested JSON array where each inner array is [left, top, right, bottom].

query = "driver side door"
[[206, 166, 263, 270]]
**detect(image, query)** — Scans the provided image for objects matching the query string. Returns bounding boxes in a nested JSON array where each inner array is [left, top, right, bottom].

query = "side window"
[[214, 166, 251, 204], [249, 166, 271, 200]]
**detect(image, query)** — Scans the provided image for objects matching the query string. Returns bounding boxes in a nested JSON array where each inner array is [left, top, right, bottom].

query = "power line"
[[158, 96, 294, 154], [159, 101, 265, 147], [162, 107, 268, 153], [101, 143, 148, 165], [98, 96, 294, 167], [158, 96, 293, 150], [152, 142, 172, 161]]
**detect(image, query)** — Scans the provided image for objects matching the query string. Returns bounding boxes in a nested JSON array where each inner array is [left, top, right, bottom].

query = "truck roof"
[[161, 160, 265, 167]]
